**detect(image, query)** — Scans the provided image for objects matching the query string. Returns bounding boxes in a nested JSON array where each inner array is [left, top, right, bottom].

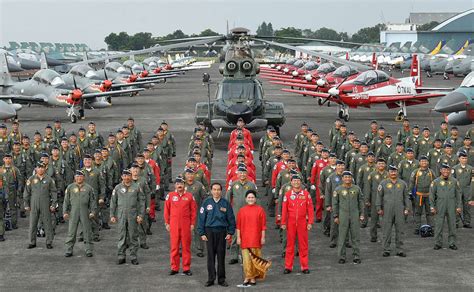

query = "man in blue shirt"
[[198, 182, 236, 287]]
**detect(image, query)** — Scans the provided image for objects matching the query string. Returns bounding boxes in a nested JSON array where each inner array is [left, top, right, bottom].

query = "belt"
[[416, 192, 429, 206]]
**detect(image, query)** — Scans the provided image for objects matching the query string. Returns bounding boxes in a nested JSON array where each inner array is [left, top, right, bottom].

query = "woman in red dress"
[[236, 190, 268, 286]]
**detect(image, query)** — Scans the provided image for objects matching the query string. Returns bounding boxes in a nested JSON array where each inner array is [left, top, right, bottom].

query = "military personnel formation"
[[0, 115, 473, 285]]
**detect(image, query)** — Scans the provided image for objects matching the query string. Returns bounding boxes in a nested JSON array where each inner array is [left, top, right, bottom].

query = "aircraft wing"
[[110, 79, 167, 89], [416, 87, 455, 91], [82, 88, 145, 100], [281, 88, 332, 99], [368, 93, 447, 107], [270, 81, 319, 90], [0, 94, 48, 104]]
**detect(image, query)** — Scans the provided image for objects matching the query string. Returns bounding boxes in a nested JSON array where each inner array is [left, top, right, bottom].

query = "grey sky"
[[1, 0, 472, 49]]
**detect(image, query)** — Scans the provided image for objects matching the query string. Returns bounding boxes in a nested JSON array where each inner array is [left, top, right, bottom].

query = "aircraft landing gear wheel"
[[79, 109, 85, 120], [71, 114, 77, 123], [318, 98, 323, 106], [107, 96, 112, 104], [395, 111, 405, 121], [343, 114, 350, 122], [426, 72, 432, 78], [338, 110, 344, 119], [443, 74, 449, 80]]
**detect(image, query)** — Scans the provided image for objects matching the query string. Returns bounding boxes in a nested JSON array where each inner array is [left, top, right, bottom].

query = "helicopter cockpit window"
[[318, 63, 336, 73], [218, 80, 261, 101], [333, 66, 358, 78], [303, 61, 318, 70]]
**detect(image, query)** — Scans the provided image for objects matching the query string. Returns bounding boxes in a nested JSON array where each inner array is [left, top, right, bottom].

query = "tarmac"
[[0, 64, 472, 291]]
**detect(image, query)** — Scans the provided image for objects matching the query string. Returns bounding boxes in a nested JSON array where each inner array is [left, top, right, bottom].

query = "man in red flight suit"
[[227, 147, 253, 172], [227, 154, 256, 176], [164, 176, 197, 276], [281, 175, 314, 275], [228, 133, 253, 152], [230, 117, 254, 150], [193, 151, 211, 183], [310, 148, 330, 221], [144, 148, 161, 217], [272, 149, 291, 189], [228, 144, 254, 162]]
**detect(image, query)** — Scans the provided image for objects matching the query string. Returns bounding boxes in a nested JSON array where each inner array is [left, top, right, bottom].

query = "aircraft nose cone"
[[0, 101, 17, 119], [434, 91, 467, 113]]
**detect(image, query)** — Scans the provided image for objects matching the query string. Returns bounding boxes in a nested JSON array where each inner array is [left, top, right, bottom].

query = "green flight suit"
[[319, 165, 335, 232], [388, 151, 405, 169], [409, 168, 435, 229], [364, 170, 388, 240], [23, 174, 57, 245], [325, 172, 344, 245], [110, 182, 145, 261], [226, 180, 257, 261], [452, 164, 473, 226], [82, 167, 105, 240], [376, 178, 409, 253], [133, 176, 151, 246], [415, 137, 434, 159], [332, 184, 364, 261], [185, 180, 207, 254], [429, 176, 461, 246], [63, 182, 97, 254]]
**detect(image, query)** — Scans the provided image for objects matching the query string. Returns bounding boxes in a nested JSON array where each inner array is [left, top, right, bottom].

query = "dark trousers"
[[205, 229, 226, 283]]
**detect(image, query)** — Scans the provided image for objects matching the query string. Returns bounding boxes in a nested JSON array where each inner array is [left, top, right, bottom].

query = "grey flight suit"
[[23, 174, 57, 245], [333, 184, 364, 261], [364, 170, 388, 241], [110, 182, 145, 261], [63, 182, 97, 254], [325, 172, 344, 245], [376, 178, 409, 253], [225, 180, 257, 261], [452, 164, 473, 226], [429, 176, 461, 247]]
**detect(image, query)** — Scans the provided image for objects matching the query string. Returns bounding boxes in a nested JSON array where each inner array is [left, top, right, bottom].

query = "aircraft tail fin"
[[371, 53, 378, 70], [0, 53, 13, 86], [167, 54, 173, 64], [40, 52, 48, 69], [410, 54, 422, 87], [105, 52, 109, 64]]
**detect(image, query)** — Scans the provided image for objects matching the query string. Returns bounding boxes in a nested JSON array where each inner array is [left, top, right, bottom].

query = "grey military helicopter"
[[195, 28, 285, 134], [0, 53, 144, 123]]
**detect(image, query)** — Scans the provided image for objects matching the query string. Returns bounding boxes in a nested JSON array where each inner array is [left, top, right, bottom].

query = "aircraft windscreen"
[[50, 76, 65, 87], [318, 63, 336, 73], [352, 70, 388, 86], [219, 80, 260, 101], [333, 66, 358, 78], [460, 72, 474, 87]]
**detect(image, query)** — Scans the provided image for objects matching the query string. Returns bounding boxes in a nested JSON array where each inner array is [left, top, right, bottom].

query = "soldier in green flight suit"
[[376, 165, 410, 257], [328, 119, 342, 144], [63, 170, 97, 257], [225, 166, 257, 264], [1, 153, 23, 229], [446, 127, 463, 153], [0, 124, 11, 162], [333, 171, 364, 264], [415, 127, 433, 159], [77, 127, 91, 155], [31, 131, 47, 165], [331, 124, 347, 159], [110, 169, 145, 265], [433, 121, 449, 142], [357, 152, 376, 227], [375, 135, 394, 162], [259, 127, 277, 182], [275, 159, 301, 199], [430, 163, 462, 250], [404, 125, 420, 150], [183, 168, 207, 257], [43, 125, 55, 151], [344, 139, 360, 169], [325, 160, 346, 248], [452, 152, 473, 228], [52, 119, 66, 146], [364, 158, 388, 242], [50, 146, 66, 223], [397, 119, 411, 144], [294, 122, 308, 168], [388, 142, 405, 168], [436, 143, 458, 175], [81, 154, 106, 242], [131, 163, 152, 250], [94, 149, 114, 230], [350, 143, 369, 179], [11, 141, 31, 218], [458, 136, 474, 166], [397, 148, 419, 221], [24, 162, 57, 249], [364, 120, 379, 144], [319, 153, 337, 235], [370, 126, 386, 154], [87, 122, 104, 154], [409, 156, 435, 234], [426, 139, 443, 170]]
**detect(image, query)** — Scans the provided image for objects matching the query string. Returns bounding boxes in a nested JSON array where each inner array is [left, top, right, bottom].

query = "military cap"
[[388, 165, 398, 171], [136, 153, 144, 158], [329, 153, 337, 158], [83, 154, 92, 159], [290, 175, 301, 181], [40, 152, 49, 158], [122, 169, 131, 175], [444, 143, 452, 148], [396, 142, 403, 146], [36, 162, 46, 168], [458, 151, 467, 157], [130, 163, 139, 168], [440, 163, 451, 169], [175, 176, 185, 183], [377, 158, 386, 163], [75, 170, 84, 176], [336, 160, 345, 165], [45, 124, 52, 129], [187, 157, 197, 162], [184, 168, 194, 173], [237, 166, 247, 172], [367, 151, 375, 156], [4, 153, 12, 158], [282, 149, 290, 154], [419, 155, 428, 161], [406, 148, 414, 153], [342, 171, 353, 176], [322, 148, 329, 153]]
